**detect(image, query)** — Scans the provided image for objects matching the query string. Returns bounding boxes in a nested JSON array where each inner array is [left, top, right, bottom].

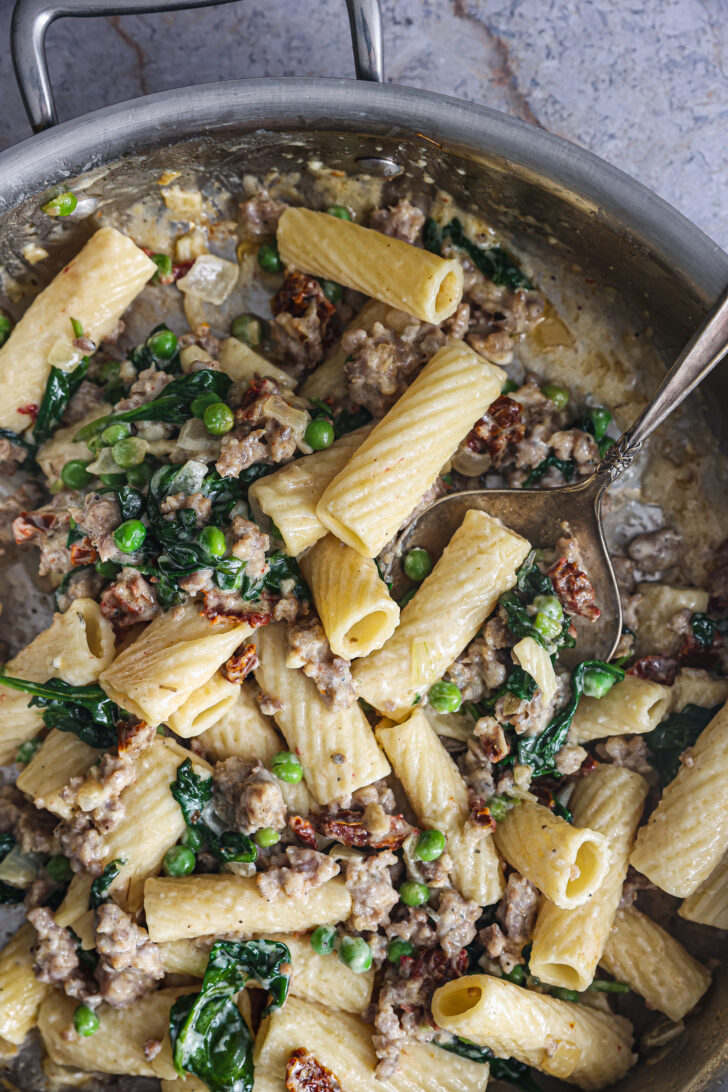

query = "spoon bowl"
[[392, 284, 728, 664]]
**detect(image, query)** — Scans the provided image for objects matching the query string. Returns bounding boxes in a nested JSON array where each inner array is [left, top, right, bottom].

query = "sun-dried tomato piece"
[[464, 396, 525, 465], [627, 654, 678, 687], [221, 642, 259, 683], [286, 1048, 343, 1092], [468, 802, 496, 833], [272, 270, 336, 330], [315, 810, 415, 850], [547, 556, 601, 622], [12, 510, 58, 545], [17, 404, 39, 421], [677, 630, 723, 670], [289, 815, 317, 849], [70, 537, 98, 567]]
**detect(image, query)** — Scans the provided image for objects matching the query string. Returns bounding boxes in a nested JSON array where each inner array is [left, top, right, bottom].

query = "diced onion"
[[177, 253, 240, 305], [47, 337, 84, 371]]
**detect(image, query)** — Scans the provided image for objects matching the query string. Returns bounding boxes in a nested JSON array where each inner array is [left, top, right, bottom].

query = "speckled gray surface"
[[0, 0, 726, 249]]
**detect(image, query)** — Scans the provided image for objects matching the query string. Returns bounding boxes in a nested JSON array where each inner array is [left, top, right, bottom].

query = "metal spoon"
[[391, 287, 728, 664]]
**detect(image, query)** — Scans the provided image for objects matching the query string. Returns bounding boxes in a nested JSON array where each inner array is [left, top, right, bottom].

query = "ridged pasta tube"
[[249, 426, 371, 557], [354, 509, 529, 718], [166, 671, 240, 738], [600, 908, 711, 1022], [144, 873, 351, 943], [38, 987, 181, 1078], [530, 766, 648, 990], [432, 975, 635, 1090], [635, 584, 709, 656], [569, 675, 671, 744], [16, 728, 101, 818], [0, 227, 155, 432], [0, 924, 50, 1048], [254, 624, 389, 803], [317, 342, 505, 558], [630, 701, 728, 896], [494, 801, 609, 909], [277, 207, 464, 324], [670, 668, 728, 713], [0, 598, 115, 763], [255, 994, 488, 1092], [377, 710, 504, 905], [301, 535, 399, 658], [679, 849, 728, 929], [99, 602, 252, 725]]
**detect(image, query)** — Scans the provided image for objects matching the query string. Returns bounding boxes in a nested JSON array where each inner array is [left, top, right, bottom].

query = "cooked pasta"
[[317, 342, 505, 557], [569, 674, 671, 744], [679, 849, 728, 929]]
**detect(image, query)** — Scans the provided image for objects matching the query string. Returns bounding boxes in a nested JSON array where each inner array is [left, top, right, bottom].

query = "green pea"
[[532, 594, 563, 621], [403, 548, 432, 583], [151, 253, 173, 281], [97, 359, 120, 384], [598, 437, 614, 458], [271, 751, 303, 783], [587, 979, 630, 994], [112, 437, 148, 468], [255, 827, 281, 848], [231, 313, 265, 347], [304, 418, 335, 451], [46, 855, 72, 883], [586, 406, 611, 442], [101, 422, 132, 446], [310, 925, 337, 955], [550, 986, 579, 1003], [321, 280, 343, 303], [541, 383, 569, 409], [41, 191, 77, 217], [533, 611, 562, 641], [387, 939, 414, 964], [180, 827, 204, 852], [126, 461, 153, 489], [399, 588, 416, 608], [73, 1003, 99, 1036], [200, 525, 227, 558], [203, 402, 235, 435], [338, 935, 372, 974], [147, 328, 178, 360], [414, 829, 445, 862], [191, 391, 222, 418], [95, 560, 120, 579], [99, 472, 127, 487], [15, 739, 40, 764], [503, 963, 526, 985], [163, 845, 196, 877], [61, 460, 92, 491], [428, 680, 462, 714], [326, 205, 351, 220], [501, 379, 518, 395], [582, 667, 618, 699], [486, 794, 510, 823], [257, 243, 282, 275], [399, 881, 430, 907], [113, 519, 146, 554], [0, 312, 12, 348]]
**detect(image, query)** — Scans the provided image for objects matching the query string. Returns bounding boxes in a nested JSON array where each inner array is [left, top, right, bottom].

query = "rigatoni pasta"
[[630, 700, 728, 896], [569, 674, 671, 744], [277, 207, 464, 324], [0, 924, 50, 1048], [432, 974, 635, 1089], [354, 509, 529, 717], [301, 534, 399, 658], [529, 765, 648, 990], [679, 849, 728, 929], [317, 342, 505, 557]]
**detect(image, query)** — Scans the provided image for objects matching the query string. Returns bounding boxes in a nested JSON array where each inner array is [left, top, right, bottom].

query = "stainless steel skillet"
[[1, 1, 727, 1089]]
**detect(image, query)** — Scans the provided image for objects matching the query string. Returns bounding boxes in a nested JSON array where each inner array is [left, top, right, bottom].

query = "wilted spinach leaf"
[[424, 217, 533, 291], [170, 760, 256, 865], [504, 666, 537, 701], [89, 858, 126, 909], [645, 703, 719, 785], [524, 454, 575, 487], [0, 673, 118, 750], [333, 405, 372, 436], [75, 369, 231, 441], [170, 939, 291, 1092], [34, 358, 90, 446], [517, 660, 625, 776], [691, 613, 717, 647], [0, 833, 14, 862], [439, 1039, 540, 1091], [499, 558, 573, 654], [0, 880, 25, 904]]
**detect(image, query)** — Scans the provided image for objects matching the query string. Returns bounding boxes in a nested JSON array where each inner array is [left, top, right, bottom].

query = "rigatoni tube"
[[432, 974, 635, 1090], [493, 800, 609, 909], [317, 342, 504, 558], [569, 674, 671, 744], [277, 207, 463, 324]]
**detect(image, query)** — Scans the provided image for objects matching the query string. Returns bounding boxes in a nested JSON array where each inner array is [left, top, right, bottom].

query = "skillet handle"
[[11, 0, 384, 133]]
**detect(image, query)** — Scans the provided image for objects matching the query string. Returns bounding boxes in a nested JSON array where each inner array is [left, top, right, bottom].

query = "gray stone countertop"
[[0, 0, 726, 249]]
